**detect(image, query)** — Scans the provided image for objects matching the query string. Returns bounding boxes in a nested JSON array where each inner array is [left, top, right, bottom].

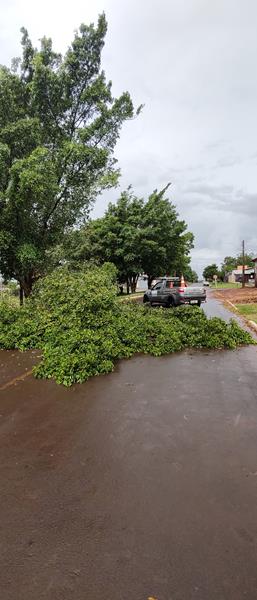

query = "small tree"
[[220, 256, 237, 279], [0, 16, 140, 302], [184, 266, 198, 282], [203, 264, 219, 281]]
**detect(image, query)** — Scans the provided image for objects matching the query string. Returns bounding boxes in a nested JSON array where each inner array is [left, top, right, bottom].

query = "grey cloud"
[[205, 140, 227, 151], [214, 157, 242, 168], [180, 182, 257, 217], [182, 183, 234, 196]]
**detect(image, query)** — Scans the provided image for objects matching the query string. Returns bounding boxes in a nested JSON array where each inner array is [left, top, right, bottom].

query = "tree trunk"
[[20, 272, 34, 300], [24, 286, 32, 298], [147, 275, 154, 289], [126, 279, 130, 295], [130, 274, 138, 294], [19, 284, 24, 307]]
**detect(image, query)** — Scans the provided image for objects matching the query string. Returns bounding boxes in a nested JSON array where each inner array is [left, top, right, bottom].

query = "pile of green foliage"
[[0, 265, 254, 386]]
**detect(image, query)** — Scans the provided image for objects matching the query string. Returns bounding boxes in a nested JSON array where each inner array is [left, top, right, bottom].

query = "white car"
[[203, 280, 210, 287]]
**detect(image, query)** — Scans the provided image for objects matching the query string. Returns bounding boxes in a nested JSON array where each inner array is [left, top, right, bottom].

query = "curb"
[[220, 299, 238, 315], [216, 298, 257, 340], [226, 300, 238, 310], [248, 320, 257, 333]]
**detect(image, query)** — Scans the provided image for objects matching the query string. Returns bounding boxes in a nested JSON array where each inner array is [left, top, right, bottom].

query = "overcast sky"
[[1, 0, 257, 275]]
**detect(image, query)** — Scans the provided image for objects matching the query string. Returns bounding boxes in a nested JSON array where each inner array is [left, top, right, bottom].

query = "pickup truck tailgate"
[[182, 286, 206, 300]]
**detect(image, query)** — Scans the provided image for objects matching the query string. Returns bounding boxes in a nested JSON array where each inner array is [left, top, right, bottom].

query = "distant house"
[[136, 275, 149, 291], [252, 258, 257, 287], [227, 265, 255, 283]]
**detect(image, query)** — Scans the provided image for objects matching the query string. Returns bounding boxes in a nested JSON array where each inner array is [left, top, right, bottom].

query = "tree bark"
[[147, 275, 154, 289], [130, 275, 138, 294], [19, 284, 24, 307], [126, 279, 130, 295], [20, 272, 34, 299]]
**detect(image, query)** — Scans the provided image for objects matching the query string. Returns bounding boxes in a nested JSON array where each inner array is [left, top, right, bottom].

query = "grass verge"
[[235, 304, 257, 324], [210, 282, 241, 289]]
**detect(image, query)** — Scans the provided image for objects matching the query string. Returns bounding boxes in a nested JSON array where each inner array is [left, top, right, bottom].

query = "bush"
[[0, 298, 21, 348], [0, 265, 254, 385], [5, 282, 19, 297]]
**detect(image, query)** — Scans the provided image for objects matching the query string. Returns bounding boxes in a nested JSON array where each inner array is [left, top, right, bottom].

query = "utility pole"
[[242, 240, 245, 288]]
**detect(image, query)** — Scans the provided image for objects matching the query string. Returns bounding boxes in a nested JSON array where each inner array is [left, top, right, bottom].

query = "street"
[[1, 293, 257, 599]]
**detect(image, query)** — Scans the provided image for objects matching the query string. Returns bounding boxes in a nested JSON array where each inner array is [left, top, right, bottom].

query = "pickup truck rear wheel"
[[167, 296, 175, 308]]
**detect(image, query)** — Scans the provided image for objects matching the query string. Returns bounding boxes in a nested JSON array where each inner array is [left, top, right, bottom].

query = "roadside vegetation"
[[0, 265, 254, 386], [210, 282, 241, 289], [235, 304, 257, 324]]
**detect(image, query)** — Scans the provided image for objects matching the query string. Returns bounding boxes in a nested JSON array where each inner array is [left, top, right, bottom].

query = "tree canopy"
[[64, 186, 194, 291], [0, 15, 139, 299], [183, 266, 198, 283], [203, 264, 219, 281]]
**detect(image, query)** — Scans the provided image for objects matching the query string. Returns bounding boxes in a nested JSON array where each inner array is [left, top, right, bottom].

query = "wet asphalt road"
[[203, 291, 233, 321], [1, 294, 257, 599]]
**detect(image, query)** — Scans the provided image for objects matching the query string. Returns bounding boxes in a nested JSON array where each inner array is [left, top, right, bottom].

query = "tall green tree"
[[139, 185, 194, 287], [236, 253, 254, 267], [183, 266, 198, 282], [218, 257, 237, 281], [64, 189, 144, 292], [65, 186, 194, 292], [0, 15, 140, 301], [203, 264, 219, 281]]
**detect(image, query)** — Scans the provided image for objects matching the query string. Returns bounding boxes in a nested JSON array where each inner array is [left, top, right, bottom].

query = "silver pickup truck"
[[143, 277, 206, 307]]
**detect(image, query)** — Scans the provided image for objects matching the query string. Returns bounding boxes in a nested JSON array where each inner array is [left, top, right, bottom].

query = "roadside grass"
[[119, 292, 144, 302], [210, 282, 241, 289], [120, 291, 144, 297], [235, 303, 257, 324]]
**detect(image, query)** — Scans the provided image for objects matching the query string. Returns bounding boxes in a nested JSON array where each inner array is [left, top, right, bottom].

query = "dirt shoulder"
[[213, 286, 257, 304]]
